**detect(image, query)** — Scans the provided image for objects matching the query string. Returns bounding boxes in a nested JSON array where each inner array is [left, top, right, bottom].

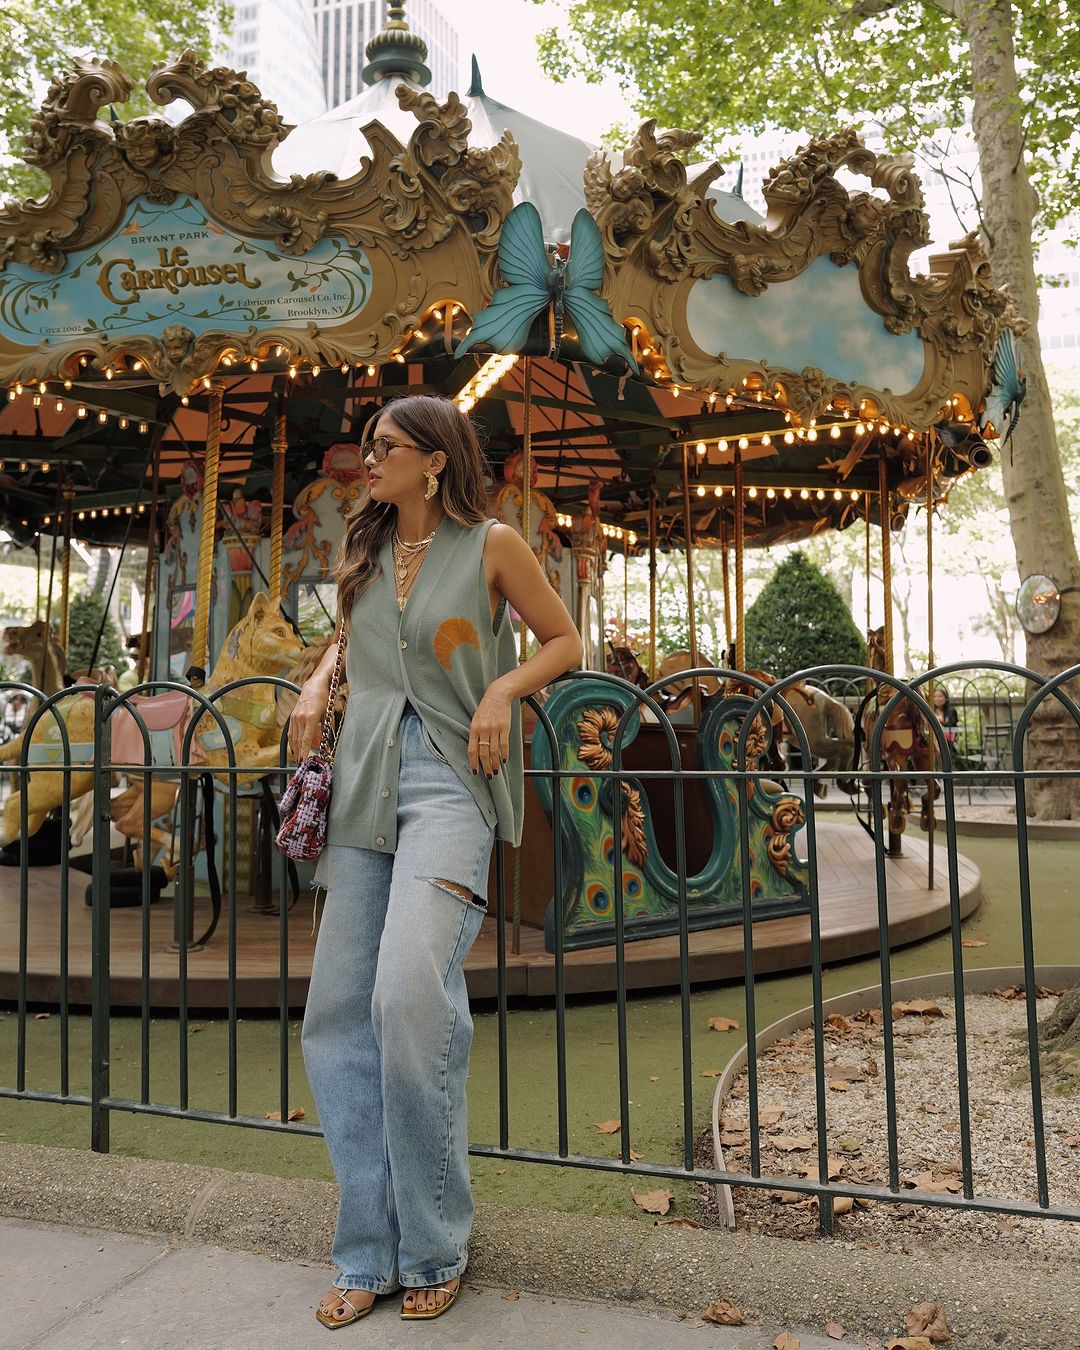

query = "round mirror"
[[1015, 573, 1061, 634]]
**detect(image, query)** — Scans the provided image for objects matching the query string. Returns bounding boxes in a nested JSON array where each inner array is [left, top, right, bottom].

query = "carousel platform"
[[0, 821, 981, 1008]]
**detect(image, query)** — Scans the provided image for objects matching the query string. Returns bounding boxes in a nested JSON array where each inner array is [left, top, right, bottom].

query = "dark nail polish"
[[486, 772, 492, 779]]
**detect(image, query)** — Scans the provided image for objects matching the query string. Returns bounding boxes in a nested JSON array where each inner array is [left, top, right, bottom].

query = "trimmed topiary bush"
[[744, 551, 865, 678]]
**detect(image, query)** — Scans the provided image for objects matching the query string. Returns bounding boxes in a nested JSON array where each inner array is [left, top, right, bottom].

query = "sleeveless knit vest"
[[325, 515, 524, 853]]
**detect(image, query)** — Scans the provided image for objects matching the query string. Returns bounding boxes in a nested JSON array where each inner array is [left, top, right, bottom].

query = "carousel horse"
[[0, 622, 99, 847], [842, 626, 938, 839], [111, 595, 305, 869], [191, 591, 306, 787], [781, 684, 856, 797], [604, 642, 694, 715]]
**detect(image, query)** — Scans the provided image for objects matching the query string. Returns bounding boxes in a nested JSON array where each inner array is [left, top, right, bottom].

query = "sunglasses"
[[365, 434, 432, 464]]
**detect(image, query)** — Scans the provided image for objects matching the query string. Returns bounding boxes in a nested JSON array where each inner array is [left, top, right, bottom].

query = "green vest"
[[325, 516, 524, 852]]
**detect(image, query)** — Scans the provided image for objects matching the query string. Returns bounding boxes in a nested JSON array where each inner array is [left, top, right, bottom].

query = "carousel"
[[0, 4, 1015, 1004]]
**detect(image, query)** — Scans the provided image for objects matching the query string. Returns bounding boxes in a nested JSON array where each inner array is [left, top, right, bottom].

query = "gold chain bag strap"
[[275, 625, 345, 862]]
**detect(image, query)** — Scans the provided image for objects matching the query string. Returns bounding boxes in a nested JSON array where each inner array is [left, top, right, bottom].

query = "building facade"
[[314, 0, 461, 110], [224, 0, 327, 125]]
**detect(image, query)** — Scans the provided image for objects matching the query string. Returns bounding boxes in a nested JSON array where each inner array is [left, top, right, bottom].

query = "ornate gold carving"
[[596, 125, 1021, 431], [767, 797, 804, 877], [575, 706, 648, 867], [0, 54, 523, 392], [578, 706, 616, 771]]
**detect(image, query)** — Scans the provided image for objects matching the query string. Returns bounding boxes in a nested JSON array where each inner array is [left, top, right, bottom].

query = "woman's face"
[[363, 413, 442, 505], [933, 688, 947, 708]]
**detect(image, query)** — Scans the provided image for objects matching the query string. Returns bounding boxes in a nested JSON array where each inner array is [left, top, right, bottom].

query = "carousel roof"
[[273, 55, 761, 246], [0, 2, 1026, 556]]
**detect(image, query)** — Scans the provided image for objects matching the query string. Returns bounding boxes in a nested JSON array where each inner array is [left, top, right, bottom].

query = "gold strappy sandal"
[[400, 1276, 460, 1321], [315, 1287, 376, 1329]]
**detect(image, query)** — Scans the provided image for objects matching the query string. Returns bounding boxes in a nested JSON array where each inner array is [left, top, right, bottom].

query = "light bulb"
[[766, 487, 775, 499], [97, 410, 108, 423], [55, 400, 64, 413], [718, 439, 729, 452], [138, 421, 149, 434], [696, 441, 706, 456], [696, 484, 705, 497], [783, 487, 792, 499], [367, 365, 376, 376], [748, 486, 758, 498], [816, 489, 825, 500], [833, 489, 843, 500], [783, 431, 794, 445], [761, 434, 771, 446], [800, 488, 809, 500], [830, 425, 841, 439], [738, 437, 749, 450], [312, 365, 321, 376]]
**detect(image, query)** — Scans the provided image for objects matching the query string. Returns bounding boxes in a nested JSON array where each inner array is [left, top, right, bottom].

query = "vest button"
[[375, 836, 385, 847], [386, 736, 394, 747], [400, 639, 408, 649], [381, 787, 390, 798]]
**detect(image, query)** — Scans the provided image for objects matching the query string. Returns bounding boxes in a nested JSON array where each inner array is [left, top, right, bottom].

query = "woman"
[[932, 684, 958, 747], [289, 394, 582, 1328]]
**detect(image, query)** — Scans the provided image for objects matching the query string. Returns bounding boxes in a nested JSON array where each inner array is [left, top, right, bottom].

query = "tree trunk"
[[963, 0, 1080, 818]]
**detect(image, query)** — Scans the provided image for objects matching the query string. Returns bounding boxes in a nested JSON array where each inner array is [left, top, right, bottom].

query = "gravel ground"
[[718, 989, 1080, 1258]]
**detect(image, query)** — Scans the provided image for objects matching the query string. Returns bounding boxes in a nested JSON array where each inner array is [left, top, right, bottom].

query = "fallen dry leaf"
[[828, 1080, 851, 1092], [594, 1120, 621, 1134], [265, 1107, 306, 1122], [885, 1340, 934, 1350], [502, 1290, 520, 1301], [631, 1188, 673, 1215], [1063, 1133, 1080, 1147], [649, 1075, 659, 1082], [960, 936, 988, 947], [906, 1301, 951, 1342], [824, 1013, 854, 1033], [659, 1216, 702, 1228], [907, 1170, 962, 1194], [629, 1149, 644, 1162], [34, 1012, 51, 1020], [922, 1103, 944, 1114], [771, 1134, 815, 1152], [769, 1189, 807, 1205], [708, 1016, 741, 1032], [827, 1064, 866, 1081], [700, 1068, 723, 1078], [758, 1106, 785, 1126], [823, 1324, 845, 1340], [991, 985, 1024, 1000], [773, 1333, 800, 1350], [832, 1196, 854, 1215], [719, 1130, 747, 1147], [721, 1115, 749, 1131], [702, 1297, 745, 1326], [892, 999, 946, 1019]]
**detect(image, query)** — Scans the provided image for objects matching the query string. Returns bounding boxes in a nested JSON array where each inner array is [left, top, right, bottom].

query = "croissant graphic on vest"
[[433, 617, 480, 671]]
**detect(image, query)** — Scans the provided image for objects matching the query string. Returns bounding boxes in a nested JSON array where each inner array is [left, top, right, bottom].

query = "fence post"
[[90, 685, 113, 1152]]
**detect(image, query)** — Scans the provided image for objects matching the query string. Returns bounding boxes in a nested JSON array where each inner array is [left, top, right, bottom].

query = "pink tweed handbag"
[[275, 628, 344, 863]]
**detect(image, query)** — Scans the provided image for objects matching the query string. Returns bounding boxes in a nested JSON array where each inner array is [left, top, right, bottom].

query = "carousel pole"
[[511, 357, 533, 958], [188, 380, 225, 688], [925, 447, 937, 886], [648, 484, 658, 680], [177, 378, 224, 953], [137, 430, 164, 684], [877, 449, 894, 676], [734, 447, 746, 672], [58, 479, 75, 660], [623, 530, 629, 644], [721, 517, 732, 663], [864, 493, 872, 640], [39, 486, 62, 692], [680, 442, 701, 721], [268, 394, 288, 608]]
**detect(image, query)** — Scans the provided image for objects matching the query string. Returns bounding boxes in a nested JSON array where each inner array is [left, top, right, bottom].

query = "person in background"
[[932, 684, 958, 747]]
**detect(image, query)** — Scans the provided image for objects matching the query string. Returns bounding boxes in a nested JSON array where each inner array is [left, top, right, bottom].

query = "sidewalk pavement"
[[1, 1217, 861, 1350]]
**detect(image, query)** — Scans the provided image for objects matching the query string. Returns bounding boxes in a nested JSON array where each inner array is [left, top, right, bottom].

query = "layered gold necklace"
[[392, 528, 437, 611]]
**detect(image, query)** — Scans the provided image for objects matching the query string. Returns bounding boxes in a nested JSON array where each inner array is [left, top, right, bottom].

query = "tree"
[[538, 0, 1080, 817], [744, 552, 866, 679], [0, 0, 229, 200], [65, 590, 127, 675]]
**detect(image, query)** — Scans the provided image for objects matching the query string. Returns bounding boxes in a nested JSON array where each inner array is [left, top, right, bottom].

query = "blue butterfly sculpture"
[[456, 202, 639, 373], [979, 328, 1026, 448]]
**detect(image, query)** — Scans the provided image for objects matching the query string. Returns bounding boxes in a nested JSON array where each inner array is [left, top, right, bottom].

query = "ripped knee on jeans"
[[422, 876, 487, 910]]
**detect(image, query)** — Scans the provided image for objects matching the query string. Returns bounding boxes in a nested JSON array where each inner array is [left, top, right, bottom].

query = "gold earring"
[[423, 469, 439, 500]]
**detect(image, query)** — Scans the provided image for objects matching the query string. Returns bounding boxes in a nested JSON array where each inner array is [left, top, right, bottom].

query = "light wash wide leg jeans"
[[301, 706, 495, 1292]]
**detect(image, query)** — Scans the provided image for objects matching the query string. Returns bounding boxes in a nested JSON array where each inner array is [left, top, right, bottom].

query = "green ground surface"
[[2, 827, 1077, 1227]]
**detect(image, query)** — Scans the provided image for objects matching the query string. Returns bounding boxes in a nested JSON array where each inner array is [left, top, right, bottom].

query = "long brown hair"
[[334, 395, 491, 621]]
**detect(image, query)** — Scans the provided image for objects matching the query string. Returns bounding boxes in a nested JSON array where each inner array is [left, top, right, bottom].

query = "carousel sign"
[[0, 198, 374, 344]]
